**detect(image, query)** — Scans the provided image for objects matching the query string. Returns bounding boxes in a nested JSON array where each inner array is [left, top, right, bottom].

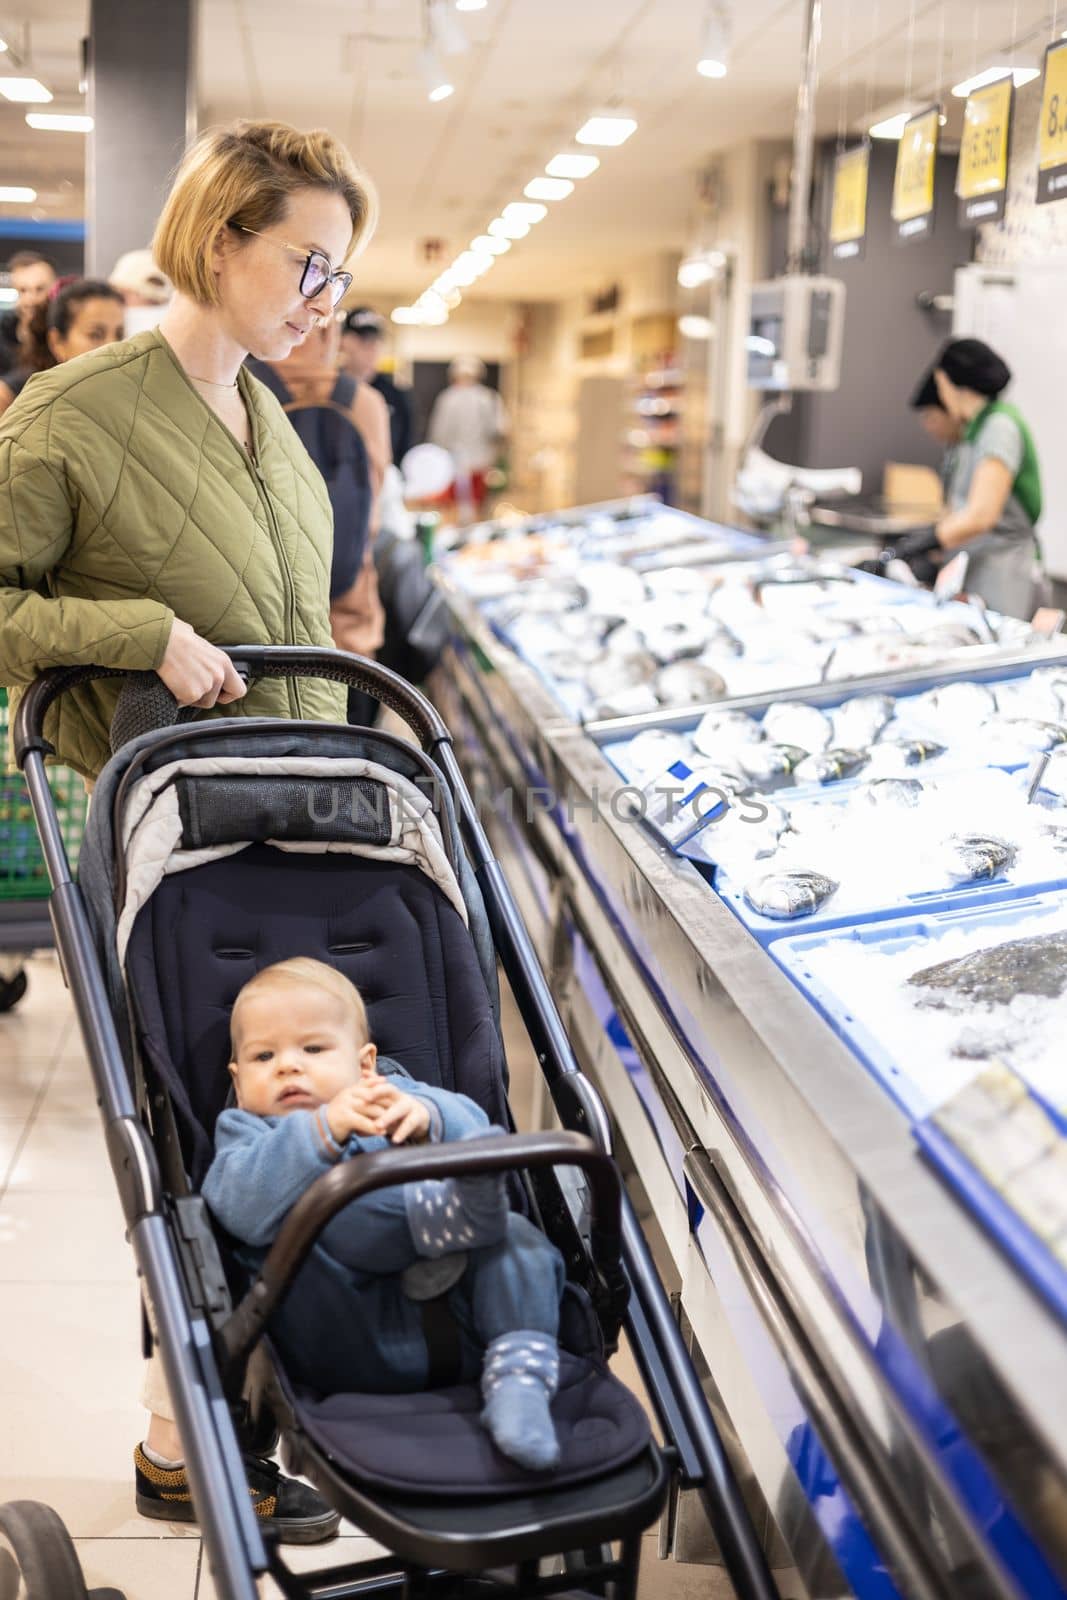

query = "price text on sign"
[[830, 145, 869, 258], [1038, 40, 1067, 203], [958, 76, 1012, 224], [892, 107, 940, 243]]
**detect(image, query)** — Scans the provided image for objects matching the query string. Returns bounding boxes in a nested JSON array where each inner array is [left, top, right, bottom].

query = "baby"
[[202, 958, 564, 1472]]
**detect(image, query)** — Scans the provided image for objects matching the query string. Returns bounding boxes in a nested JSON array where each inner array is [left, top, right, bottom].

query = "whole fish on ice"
[[743, 868, 838, 920]]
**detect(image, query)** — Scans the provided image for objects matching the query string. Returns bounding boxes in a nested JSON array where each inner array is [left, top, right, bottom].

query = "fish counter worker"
[[896, 338, 1043, 619]]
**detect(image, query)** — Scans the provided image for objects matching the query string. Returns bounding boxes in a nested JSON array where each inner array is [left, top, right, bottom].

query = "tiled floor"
[[0, 954, 752, 1597]]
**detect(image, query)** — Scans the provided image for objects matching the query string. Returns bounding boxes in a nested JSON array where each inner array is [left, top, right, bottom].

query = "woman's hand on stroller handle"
[[157, 619, 248, 708]]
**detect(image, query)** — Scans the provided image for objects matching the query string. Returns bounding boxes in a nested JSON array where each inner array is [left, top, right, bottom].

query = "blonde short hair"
[[230, 958, 369, 1056], [153, 120, 378, 308]]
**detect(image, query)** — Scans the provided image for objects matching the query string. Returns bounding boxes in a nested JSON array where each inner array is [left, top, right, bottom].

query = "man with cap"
[[339, 306, 413, 466], [108, 249, 172, 308], [896, 338, 1043, 618]]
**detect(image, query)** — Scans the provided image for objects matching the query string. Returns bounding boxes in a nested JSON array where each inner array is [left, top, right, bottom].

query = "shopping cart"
[[0, 688, 89, 1010]]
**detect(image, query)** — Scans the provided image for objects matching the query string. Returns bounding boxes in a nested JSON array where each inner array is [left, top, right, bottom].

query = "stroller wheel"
[[0, 1500, 90, 1599], [0, 969, 28, 1013]]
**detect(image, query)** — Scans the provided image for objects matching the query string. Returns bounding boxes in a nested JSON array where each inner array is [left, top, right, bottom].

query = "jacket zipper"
[[246, 422, 303, 721]]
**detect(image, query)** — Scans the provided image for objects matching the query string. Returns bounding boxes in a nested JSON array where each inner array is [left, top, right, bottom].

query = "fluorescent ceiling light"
[[679, 314, 714, 340], [502, 201, 547, 224], [488, 215, 529, 239], [546, 152, 600, 179], [416, 291, 449, 325], [391, 306, 423, 325], [697, 3, 731, 78], [0, 37, 8, 53], [576, 114, 637, 147], [471, 233, 511, 254], [951, 65, 1039, 97], [455, 0, 487, 9], [26, 111, 93, 132], [417, 46, 454, 101], [0, 77, 52, 103], [524, 176, 574, 200], [449, 249, 495, 285], [0, 186, 37, 202]]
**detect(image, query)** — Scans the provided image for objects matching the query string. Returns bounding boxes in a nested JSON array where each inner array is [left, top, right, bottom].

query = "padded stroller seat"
[[281, 1348, 650, 1498], [126, 843, 511, 1184]]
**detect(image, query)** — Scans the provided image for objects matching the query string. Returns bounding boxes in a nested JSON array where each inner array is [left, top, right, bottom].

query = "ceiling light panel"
[[546, 153, 600, 179], [575, 114, 637, 146], [524, 177, 574, 200]]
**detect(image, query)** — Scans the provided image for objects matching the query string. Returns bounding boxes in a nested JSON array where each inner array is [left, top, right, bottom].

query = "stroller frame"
[[11, 646, 777, 1600]]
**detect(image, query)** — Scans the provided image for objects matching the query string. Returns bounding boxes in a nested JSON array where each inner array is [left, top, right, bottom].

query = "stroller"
[[2, 646, 777, 1600]]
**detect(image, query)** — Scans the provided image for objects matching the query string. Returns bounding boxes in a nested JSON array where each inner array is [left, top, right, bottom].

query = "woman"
[[0, 117, 377, 1542], [896, 339, 1043, 619], [0, 277, 126, 414]]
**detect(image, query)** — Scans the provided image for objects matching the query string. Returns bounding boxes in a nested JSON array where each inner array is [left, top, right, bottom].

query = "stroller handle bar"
[[12, 645, 452, 770], [219, 1130, 622, 1372]]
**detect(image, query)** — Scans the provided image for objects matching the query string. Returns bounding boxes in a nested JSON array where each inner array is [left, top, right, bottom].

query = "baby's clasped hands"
[[325, 1073, 431, 1146]]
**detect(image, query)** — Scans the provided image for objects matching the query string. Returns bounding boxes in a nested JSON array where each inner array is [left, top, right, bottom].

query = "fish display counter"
[[431, 506, 1067, 1600]]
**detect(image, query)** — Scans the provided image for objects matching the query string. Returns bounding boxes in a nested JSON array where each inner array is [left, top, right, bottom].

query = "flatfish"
[[908, 930, 1067, 1007]]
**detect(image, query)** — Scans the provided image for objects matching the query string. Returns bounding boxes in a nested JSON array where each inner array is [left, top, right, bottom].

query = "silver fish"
[[913, 622, 983, 649], [700, 625, 745, 661], [794, 747, 869, 785], [832, 694, 895, 749], [641, 621, 713, 663], [653, 661, 727, 707], [692, 709, 764, 759], [743, 868, 838, 920], [868, 738, 946, 770], [587, 651, 658, 698], [917, 681, 997, 727], [942, 832, 1017, 883], [861, 778, 925, 809], [738, 743, 809, 790], [762, 701, 834, 754]]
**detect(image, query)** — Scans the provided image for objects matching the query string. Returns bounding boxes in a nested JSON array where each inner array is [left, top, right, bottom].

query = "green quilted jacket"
[[0, 326, 346, 779]]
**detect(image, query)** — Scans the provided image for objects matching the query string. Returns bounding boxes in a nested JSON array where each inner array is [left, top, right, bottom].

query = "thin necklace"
[[187, 371, 239, 390]]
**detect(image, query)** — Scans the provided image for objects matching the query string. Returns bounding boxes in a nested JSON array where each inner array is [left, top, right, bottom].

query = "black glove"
[[894, 525, 941, 561]]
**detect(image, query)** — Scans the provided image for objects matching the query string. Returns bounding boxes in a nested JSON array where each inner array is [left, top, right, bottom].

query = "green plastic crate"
[[0, 689, 87, 899]]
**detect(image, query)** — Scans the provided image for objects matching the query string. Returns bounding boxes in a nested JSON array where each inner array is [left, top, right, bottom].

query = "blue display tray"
[[766, 892, 1067, 1117]]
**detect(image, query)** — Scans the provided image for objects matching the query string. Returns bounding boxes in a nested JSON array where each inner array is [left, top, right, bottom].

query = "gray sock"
[[480, 1331, 560, 1472]]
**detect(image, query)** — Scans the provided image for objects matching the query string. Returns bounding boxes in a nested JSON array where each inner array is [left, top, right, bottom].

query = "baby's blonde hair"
[[153, 119, 378, 308], [230, 958, 368, 1057]]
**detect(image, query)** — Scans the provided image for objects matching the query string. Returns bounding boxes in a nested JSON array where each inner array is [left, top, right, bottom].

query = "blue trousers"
[[265, 1183, 565, 1396]]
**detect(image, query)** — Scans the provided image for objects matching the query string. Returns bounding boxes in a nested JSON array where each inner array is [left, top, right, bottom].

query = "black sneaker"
[[135, 1443, 341, 1543]]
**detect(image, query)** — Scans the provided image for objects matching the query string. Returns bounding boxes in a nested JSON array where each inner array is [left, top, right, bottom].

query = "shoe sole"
[[136, 1493, 341, 1544]]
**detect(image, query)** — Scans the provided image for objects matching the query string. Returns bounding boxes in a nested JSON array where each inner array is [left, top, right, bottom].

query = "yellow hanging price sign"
[[1038, 39, 1067, 203], [957, 76, 1012, 224], [829, 144, 869, 259], [892, 106, 940, 244]]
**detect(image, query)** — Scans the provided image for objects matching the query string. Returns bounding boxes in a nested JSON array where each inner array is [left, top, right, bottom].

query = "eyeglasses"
[[235, 225, 353, 308]]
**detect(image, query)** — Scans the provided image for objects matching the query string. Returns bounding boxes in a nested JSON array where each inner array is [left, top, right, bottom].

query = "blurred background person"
[[108, 247, 173, 307], [339, 305, 413, 467], [0, 277, 125, 415], [247, 316, 386, 678], [427, 355, 508, 521], [109, 247, 173, 337], [0, 250, 57, 373]]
